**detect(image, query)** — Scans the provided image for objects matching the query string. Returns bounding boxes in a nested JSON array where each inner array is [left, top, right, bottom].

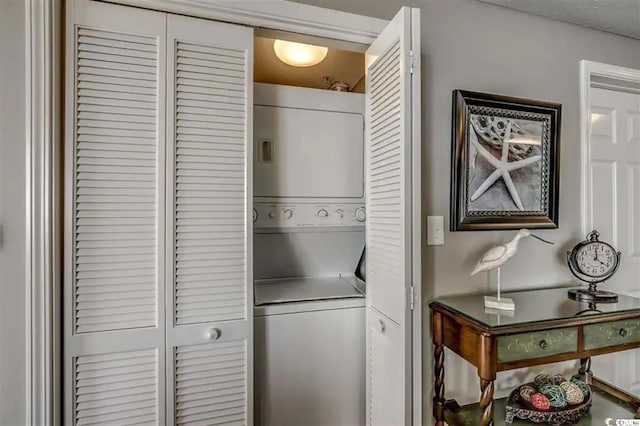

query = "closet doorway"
[[61, 1, 423, 425]]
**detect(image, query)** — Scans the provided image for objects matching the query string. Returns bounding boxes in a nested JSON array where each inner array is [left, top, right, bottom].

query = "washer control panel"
[[254, 203, 365, 228]]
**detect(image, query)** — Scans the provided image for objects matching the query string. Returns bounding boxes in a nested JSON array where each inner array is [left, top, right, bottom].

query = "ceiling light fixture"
[[273, 40, 328, 67]]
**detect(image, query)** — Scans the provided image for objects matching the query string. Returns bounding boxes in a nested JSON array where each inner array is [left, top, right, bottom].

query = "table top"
[[431, 287, 640, 330]]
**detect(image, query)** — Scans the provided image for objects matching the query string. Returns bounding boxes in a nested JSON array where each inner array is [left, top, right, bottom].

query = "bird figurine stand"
[[484, 267, 515, 310], [472, 229, 554, 311]]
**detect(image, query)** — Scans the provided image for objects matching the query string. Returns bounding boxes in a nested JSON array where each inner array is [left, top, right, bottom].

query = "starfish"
[[469, 121, 541, 211]]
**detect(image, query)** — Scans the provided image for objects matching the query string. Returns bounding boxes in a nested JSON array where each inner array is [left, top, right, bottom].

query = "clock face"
[[575, 242, 617, 278]]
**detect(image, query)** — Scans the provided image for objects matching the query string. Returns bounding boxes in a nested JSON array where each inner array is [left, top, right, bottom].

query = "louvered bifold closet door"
[[166, 14, 253, 426], [64, 1, 166, 425], [365, 7, 421, 426]]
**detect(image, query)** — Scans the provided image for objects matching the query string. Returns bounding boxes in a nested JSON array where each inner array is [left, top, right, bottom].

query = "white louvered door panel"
[[75, 349, 159, 425], [65, 1, 166, 424], [365, 7, 421, 426], [74, 23, 159, 334], [175, 341, 248, 425], [368, 36, 405, 325], [166, 14, 253, 426]]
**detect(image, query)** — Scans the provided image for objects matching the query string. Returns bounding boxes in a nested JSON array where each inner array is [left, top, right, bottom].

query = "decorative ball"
[[552, 374, 566, 385], [560, 381, 585, 405], [570, 377, 591, 398], [530, 393, 551, 411], [539, 384, 568, 409], [534, 374, 553, 387], [519, 385, 537, 402]]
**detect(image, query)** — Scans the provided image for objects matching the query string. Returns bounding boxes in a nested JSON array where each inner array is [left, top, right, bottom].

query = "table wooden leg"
[[579, 357, 592, 383], [480, 378, 495, 426], [433, 343, 445, 425]]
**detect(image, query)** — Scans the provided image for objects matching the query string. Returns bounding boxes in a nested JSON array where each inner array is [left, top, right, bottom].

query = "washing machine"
[[254, 275, 365, 426]]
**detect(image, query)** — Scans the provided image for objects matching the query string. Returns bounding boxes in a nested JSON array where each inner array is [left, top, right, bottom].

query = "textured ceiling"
[[254, 37, 365, 92], [478, 0, 640, 40]]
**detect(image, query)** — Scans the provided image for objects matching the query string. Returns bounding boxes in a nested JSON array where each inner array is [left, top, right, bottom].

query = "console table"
[[430, 287, 640, 425]]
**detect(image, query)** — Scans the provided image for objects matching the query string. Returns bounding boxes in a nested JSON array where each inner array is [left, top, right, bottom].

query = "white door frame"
[[26, 0, 62, 424], [109, 0, 386, 45], [579, 60, 640, 234], [30, 1, 421, 425]]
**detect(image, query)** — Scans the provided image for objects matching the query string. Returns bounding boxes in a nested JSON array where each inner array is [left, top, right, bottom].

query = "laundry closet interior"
[[64, 1, 421, 425]]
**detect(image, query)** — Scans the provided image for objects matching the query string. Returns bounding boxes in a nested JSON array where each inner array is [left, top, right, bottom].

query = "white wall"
[[295, 0, 640, 418], [0, 0, 27, 424]]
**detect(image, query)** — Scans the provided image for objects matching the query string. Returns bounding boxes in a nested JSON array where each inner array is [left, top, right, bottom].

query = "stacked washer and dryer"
[[253, 83, 367, 426]]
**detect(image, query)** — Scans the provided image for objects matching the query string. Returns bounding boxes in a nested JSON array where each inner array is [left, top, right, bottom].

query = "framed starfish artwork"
[[450, 90, 561, 231]]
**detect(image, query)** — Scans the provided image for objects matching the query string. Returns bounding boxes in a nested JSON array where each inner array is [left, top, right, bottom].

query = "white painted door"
[[64, 0, 167, 424], [585, 86, 640, 394], [166, 14, 253, 426], [365, 7, 421, 426]]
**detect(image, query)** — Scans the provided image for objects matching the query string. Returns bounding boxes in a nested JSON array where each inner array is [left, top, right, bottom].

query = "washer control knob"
[[317, 209, 329, 218], [335, 209, 344, 219], [283, 209, 294, 219], [253, 208, 258, 223], [268, 211, 276, 219], [355, 207, 366, 222]]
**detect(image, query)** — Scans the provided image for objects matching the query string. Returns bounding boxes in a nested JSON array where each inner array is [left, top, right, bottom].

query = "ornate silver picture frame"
[[451, 90, 561, 231]]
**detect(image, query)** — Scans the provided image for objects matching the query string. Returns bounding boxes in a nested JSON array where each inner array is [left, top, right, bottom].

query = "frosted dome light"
[[273, 40, 328, 67]]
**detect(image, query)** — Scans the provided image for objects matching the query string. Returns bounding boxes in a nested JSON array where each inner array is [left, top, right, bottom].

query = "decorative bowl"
[[505, 380, 592, 425]]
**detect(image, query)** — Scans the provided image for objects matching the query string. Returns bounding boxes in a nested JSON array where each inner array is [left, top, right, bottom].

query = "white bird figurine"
[[472, 229, 553, 310]]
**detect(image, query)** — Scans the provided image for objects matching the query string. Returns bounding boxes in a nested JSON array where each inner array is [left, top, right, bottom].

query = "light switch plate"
[[427, 216, 444, 246]]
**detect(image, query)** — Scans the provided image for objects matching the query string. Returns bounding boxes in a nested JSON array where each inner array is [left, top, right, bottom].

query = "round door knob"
[[317, 209, 328, 218], [619, 328, 629, 337], [268, 211, 276, 219], [253, 208, 258, 223], [539, 340, 549, 350], [205, 328, 222, 340], [355, 207, 366, 222], [283, 209, 294, 219], [377, 319, 386, 334], [335, 209, 344, 219]]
